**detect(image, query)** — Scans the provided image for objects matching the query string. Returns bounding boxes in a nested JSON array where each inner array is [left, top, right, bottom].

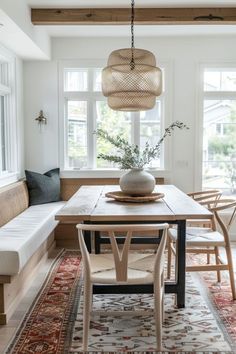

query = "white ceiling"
[[0, 9, 49, 59], [44, 25, 236, 37]]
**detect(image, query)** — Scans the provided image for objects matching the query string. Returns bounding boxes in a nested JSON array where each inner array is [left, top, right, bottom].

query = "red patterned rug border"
[[5, 250, 82, 354], [188, 254, 236, 353], [193, 272, 236, 353]]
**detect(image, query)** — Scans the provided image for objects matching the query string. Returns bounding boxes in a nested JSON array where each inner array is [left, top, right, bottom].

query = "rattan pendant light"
[[102, 0, 162, 111]]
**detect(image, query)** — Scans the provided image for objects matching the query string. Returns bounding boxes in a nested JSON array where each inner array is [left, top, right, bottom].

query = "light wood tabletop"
[[55, 184, 212, 223]]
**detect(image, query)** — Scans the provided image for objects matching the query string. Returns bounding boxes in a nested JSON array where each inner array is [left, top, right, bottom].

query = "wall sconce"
[[35, 110, 47, 131], [35, 110, 47, 125]]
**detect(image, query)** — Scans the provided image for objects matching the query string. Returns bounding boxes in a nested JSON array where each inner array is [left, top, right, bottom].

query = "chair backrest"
[[188, 189, 222, 203], [201, 199, 236, 244], [77, 223, 168, 283]]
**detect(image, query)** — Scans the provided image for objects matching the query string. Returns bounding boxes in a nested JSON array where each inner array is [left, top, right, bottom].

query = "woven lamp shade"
[[102, 48, 162, 111]]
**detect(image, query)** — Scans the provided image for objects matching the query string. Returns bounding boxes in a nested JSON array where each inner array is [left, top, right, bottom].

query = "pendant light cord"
[[131, 0, 135, 49], [130, 0, 135, 70]]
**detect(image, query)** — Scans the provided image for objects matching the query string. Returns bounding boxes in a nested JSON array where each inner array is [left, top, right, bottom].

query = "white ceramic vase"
[[119, 168, 155, 196]]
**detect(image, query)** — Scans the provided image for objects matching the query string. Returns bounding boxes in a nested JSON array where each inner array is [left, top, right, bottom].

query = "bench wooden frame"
[[0, 233, 55, 324]]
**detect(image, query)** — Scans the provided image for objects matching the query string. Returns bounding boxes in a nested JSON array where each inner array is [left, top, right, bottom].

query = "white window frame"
[[59, 59, 172, 178], [196, 63, 236, 191], [0, 45, 18, 187]]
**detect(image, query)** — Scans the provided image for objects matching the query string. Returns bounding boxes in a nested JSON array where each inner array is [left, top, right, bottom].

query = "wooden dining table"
[[55, 184, 213, 308]]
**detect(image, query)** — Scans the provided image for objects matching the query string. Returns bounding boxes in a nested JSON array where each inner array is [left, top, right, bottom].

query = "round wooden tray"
[[105, 191, 165, 203]]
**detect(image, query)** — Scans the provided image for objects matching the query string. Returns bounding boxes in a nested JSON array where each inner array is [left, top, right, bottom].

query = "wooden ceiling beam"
[[31, 8, 236, 25]]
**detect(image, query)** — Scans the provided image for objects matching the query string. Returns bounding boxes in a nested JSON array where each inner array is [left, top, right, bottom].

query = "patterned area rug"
[[5, 250, 236, 354], [69, 279, 234, 352], [6, 251, 82, 354]]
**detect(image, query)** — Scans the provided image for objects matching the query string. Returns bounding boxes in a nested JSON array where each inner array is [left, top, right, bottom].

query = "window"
[[0, 48, 18, 185], [202, 68, 236, 195], [61, 64, 166, 171]]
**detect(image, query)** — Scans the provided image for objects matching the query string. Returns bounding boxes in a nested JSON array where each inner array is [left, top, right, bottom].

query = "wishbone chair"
[[77, 223, 168, 351], [167, 198, 236, 300]]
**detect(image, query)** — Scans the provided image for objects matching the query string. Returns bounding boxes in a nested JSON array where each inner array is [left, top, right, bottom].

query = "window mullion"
[[87, 99, 95, 169], [4, 95, 9, 172], [4, 92, 13, 173], [0, 97, 2, 174], [160, 98, 165, 169], [87, 69, 95, 168], [132, 112, 140, 146], [204, 91, 236, 100], [64, 99, 69, 169]]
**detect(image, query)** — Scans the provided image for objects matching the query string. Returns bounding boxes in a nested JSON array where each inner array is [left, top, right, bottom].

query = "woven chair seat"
[[169, 227, 225, 246], [90, 253, 155, 284]]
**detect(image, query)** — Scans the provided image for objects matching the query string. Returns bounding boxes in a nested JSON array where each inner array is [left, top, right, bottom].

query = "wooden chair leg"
[[90, 284, 93, 312], [225, 246, 236, 300], [161, 274, 165, 323], [207, 247, 211, 264], [215, 246, 221, 283], [167, 236, 172, 279], [154, 282, 163, 351], [83, 278, 92, 350]]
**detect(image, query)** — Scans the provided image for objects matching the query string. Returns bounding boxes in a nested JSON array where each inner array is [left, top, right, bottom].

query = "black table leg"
[[176, 220, 186, 308], [84, 229, 91, 253], [94, 231, 101, 254]]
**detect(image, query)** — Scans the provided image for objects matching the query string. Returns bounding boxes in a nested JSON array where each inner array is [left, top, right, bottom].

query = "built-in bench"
[[0, 177, 165, 324], [0, 181, 65, 324]]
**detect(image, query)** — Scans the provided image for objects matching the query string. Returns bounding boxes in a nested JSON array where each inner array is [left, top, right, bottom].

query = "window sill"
[[60, 169, 170, 179], [0, 172, 19, 188]]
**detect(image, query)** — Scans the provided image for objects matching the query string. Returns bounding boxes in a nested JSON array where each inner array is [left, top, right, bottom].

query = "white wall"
[[24, 61, 59, 172], [24, 36, 236, 193]]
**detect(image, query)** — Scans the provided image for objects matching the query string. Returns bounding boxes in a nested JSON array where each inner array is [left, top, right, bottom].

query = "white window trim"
[[0, 44, 18, 186], [195, 62, 236, 191], [0, 172, 19, 188], [58, 59, 173, 178]]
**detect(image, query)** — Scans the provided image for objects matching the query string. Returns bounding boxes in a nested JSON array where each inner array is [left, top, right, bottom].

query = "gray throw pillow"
[[25, 168, 61, 206]]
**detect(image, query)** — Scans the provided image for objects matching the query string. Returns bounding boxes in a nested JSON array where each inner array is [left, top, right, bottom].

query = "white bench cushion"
[[0, 201, 65, 275]]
